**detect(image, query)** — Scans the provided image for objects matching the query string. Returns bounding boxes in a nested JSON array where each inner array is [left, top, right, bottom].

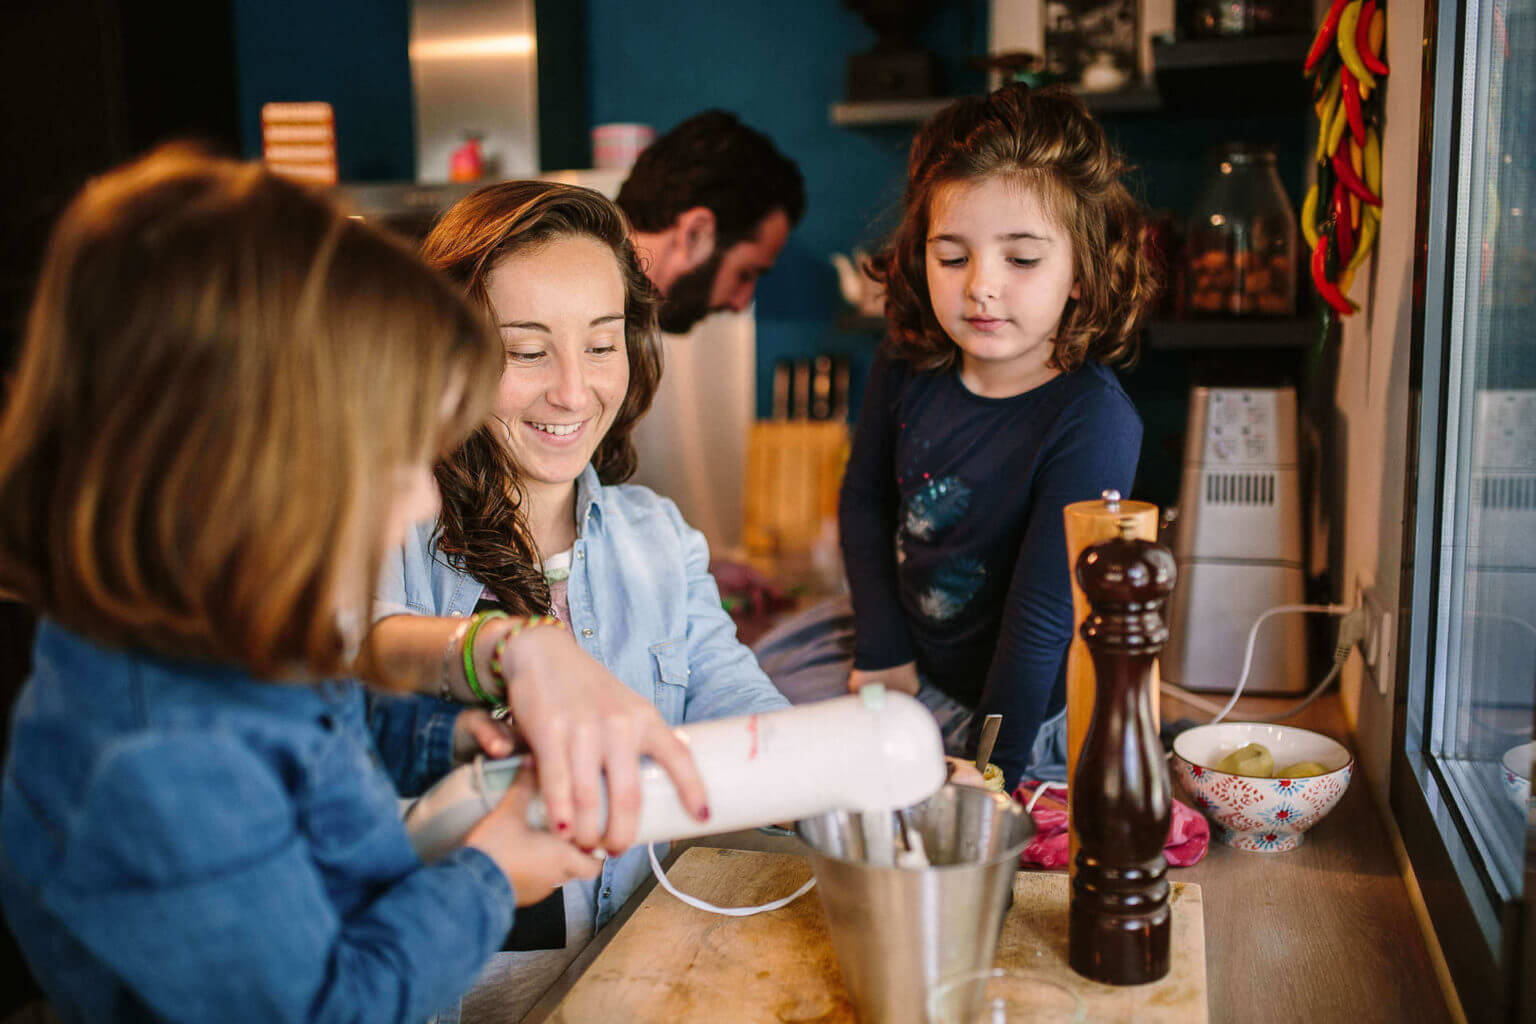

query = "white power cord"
[[647, 843, 816, 917], [1160, 602, 1362, 725]]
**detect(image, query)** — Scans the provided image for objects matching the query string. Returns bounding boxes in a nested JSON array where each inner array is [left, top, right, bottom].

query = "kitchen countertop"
[[525, 693, 1452, 1023]]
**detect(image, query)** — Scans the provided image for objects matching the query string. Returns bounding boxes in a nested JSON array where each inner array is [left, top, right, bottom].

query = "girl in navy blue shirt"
[[759, 85, 1158, 789]]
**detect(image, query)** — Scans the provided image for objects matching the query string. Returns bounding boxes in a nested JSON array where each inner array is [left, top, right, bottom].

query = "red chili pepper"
[[1332, 149, 1383, 206], [1358, 0, 1390, 76], [1342, 68, 1366, 145], [1305, 0, 1352, 74], [1312, 231, 1354, 315], [1333, 183, 1355, 264]]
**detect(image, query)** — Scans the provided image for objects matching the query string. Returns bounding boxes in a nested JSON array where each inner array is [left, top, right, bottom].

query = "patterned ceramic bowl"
[[1171, 723, 1353, 853], [1501, 741, 1533, 813]]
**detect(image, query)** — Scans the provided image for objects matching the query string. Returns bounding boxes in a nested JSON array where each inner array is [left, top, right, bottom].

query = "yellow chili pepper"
[[1326, 96, 1350, 158], [1364, 129, 1382, 196], [1338, 2, 1378, 89], [1347, 208, 1379, 274], [1370, 9, 1385, 59], [1314, 68, 1342, 122], [1301, 183, 1320, 249], [1315, 83, 1344, 163]]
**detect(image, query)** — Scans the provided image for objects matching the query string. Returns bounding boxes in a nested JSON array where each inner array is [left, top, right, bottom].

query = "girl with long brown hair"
[[0, 148, 658, 1021], [756, 83, 1159, 793], [365, 181, 786, 1018]]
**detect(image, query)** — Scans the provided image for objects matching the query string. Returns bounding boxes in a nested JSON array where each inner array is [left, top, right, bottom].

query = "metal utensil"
[[974, 714, 1003, 775]]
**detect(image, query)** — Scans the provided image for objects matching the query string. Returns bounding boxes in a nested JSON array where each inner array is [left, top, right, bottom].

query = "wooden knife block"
[[742, 420, 849, 565]]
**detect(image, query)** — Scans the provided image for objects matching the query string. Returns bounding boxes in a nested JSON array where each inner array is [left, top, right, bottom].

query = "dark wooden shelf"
[[830, 83, 1161, 126], [1146, 315, 1318, 350], [1151, 33, 1314, 72], [839, 313, 1319, 349]]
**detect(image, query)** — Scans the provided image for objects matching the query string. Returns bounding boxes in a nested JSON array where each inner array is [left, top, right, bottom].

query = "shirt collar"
[[575, 463, 605, 533]]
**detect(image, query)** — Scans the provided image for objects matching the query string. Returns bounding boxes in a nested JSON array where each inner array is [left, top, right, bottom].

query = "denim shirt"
[[375, 464, 789, 925], [0, 621, 516, 1024]]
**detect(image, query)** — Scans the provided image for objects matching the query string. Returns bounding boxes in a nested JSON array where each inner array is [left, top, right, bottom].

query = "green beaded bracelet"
[[461, 610, 509, 708], [489, 614, 566, 702]]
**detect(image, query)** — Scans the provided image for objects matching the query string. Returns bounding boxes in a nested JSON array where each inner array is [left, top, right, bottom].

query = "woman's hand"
[[464, 767, 602, 907], [848, 662, 921, 697], [451, 709, 517, 764], [498, 624, 709, 856]]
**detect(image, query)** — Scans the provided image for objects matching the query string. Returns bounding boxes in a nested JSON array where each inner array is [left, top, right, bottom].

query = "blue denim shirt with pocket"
[[375, 464, 789, 926], [0, 621, 516, 1024]]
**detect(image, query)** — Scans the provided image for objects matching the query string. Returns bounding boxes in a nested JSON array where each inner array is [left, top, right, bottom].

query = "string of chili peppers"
[[1303, 0, 1388, 328]]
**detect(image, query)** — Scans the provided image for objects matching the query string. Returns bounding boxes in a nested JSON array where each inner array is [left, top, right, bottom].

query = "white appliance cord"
[[648, 843, 815, 917], [1161, 602, 1353, 725]]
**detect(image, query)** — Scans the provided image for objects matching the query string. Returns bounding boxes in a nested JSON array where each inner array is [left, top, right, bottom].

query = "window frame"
[[1393, 0, 1536, 1018]]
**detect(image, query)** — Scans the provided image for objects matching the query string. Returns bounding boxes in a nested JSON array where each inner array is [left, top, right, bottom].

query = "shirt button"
[[576, 549, 585, 559], [582, 628, 595, 638], [602, 888, 612, 899]]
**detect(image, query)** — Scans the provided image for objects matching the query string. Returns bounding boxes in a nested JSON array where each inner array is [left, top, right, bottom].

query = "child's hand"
[[848, 663, 921, 696], [464, 766, 602, 907], [945, 756, 989, 789], [452, 709, 517, 764]]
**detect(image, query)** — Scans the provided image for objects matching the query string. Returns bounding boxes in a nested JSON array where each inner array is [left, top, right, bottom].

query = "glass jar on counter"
[[1178, 0, 1308, 37], [1185, 144, 1297, 317]]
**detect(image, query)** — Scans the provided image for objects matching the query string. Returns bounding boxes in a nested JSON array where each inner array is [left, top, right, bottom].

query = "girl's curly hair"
[[869, 83, 1160, 375], [419, 181, 662, 613]]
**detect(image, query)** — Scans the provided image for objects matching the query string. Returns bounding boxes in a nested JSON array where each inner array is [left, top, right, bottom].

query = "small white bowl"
[[1171, 722, 1354, 853], [1502, 742, 1533, 813]]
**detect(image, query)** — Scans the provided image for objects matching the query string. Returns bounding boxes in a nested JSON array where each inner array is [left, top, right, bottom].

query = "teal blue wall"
[[231, 0, 416, 181], [584, 0, 990, 420]]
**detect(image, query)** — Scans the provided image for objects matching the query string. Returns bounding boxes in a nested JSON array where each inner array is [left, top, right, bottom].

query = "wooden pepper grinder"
[[1068, 516, 1176, 986], [1063, 490, 1160, 877]]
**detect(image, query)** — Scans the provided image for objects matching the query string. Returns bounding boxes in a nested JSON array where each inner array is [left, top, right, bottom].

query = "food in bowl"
[[1171, 723, 1353, 853], [1214, 742, 1329, 779]]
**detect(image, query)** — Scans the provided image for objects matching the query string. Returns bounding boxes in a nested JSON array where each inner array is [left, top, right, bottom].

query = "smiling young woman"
[[364, 180, 789, 1024]]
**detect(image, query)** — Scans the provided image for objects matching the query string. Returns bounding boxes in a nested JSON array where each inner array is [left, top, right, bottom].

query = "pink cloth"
[[1012, 783, 1210, 870]]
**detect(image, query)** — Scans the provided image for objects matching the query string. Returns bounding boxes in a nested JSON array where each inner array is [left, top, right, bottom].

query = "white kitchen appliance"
[[1163, 387, 1308, 694], [404, 687, 946, 861]]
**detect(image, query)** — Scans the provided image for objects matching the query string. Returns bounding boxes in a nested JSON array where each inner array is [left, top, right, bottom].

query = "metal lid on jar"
[[1211, 142, 1278, 166]]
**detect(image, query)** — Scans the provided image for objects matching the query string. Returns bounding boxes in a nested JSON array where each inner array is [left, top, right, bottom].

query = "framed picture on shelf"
[[1043, 0, 1139, 91]]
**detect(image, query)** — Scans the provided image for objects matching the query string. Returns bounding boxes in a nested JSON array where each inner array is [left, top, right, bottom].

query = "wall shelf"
[[1151, 33, 1314, 72], [830, 83, 1161, 126], [1145, 316, 1317, 350]]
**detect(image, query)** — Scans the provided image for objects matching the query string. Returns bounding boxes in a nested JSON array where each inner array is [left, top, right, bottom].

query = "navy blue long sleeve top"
[[839, 352, 1142, 788]]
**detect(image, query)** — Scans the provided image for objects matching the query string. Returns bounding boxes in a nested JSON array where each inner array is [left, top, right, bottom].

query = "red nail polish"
[[700, 805, 711, 822], [555, 821, 569, 834]]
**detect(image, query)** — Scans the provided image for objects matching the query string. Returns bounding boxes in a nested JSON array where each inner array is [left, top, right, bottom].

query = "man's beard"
[[657, 247, 725, 334]]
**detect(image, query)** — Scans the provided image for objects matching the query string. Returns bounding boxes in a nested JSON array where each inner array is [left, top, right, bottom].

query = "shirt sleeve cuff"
[[418, 698, 459, 786]]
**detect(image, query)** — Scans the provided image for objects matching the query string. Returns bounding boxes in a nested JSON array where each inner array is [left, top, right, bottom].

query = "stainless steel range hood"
[[408, 0, 539, 184]]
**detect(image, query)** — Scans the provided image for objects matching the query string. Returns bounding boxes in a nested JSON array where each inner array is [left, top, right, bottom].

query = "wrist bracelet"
[[489, 615, 567, 716], [439, 616, 475, 702], [462, 610, 509, 708]]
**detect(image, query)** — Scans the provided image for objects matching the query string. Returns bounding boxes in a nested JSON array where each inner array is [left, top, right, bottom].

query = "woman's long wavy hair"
[[420, 181, 662, 612], [870, 83, 1160, 375]]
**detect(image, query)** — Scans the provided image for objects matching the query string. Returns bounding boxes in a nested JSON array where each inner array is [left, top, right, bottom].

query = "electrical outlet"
[[1358, 585, 1395, 696]]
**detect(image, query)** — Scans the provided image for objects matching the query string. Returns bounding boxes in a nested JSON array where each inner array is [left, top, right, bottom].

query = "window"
[[1398, 0, 1536, 1016]]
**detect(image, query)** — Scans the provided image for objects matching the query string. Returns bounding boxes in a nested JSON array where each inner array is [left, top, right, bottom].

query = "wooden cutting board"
[[545, 847, 1208, 1023]]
